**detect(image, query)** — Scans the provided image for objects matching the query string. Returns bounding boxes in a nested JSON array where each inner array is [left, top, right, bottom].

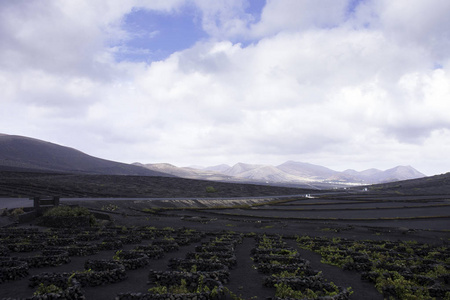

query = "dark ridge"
[[357, 172, 450, 195], [0, 171, 315, 198], [0, 134, 169, 176]]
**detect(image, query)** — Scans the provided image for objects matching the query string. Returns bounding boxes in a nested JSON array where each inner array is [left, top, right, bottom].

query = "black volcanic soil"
[[1, 193, 449, 299], [0, 171, 315, 198], [366, 171, 450, 195]]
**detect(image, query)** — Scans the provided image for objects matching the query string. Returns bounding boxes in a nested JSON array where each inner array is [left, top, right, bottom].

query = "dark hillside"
[[0, 171, 314, 198], [367, 172, 450, 195], [0, 134, 168, 176]]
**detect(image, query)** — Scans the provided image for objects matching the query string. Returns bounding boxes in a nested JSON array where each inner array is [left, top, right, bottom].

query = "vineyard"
[[1, 196, 449, 299]]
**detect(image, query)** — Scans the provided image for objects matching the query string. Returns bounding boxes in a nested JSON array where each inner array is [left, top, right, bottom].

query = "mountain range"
[[0, 133, 426, 187], [135, 161, 426, 187]]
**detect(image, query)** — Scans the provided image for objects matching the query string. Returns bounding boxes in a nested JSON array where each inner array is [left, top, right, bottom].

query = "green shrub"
[[11, 207, 25, 216], [44, 206, 90, 217], [113, 250, 123, 261], [275, 281, 346, 299], [375, 271, 432, 299], [148, 279, 190, 294], [205, 186, 217, 193], [101, 204, 119, 211], [34, 283, 63, 295], [275, 282, 318, 299], [148, 276, 217, 295]]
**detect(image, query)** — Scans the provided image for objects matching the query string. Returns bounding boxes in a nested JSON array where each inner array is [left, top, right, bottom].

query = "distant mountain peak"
[[380, 165, 425, 182], [203, 164, 231, 172], [191, 160, 427, 185]]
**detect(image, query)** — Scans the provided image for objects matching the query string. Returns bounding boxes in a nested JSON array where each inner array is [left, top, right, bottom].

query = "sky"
[[1, 0, 450, 176]]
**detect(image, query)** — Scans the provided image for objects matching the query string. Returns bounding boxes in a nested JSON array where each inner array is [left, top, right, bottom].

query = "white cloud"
[[376, 0, 450, 61], [1, 0, 449, 175], [191, 0, 255, 40], [250, 0, 349, 37]]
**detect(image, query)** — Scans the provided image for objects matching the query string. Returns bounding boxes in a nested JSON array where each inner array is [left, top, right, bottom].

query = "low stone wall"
[[149, 269, 229, 286], [194, 245, 234, 253], [30, 260, 127, 288], [97, 239, 123, 250], [185, 252, 237, 268], [263, 273, 324, 289], [118, 235, 142, 245], [0, 245, 10, 256], [114, 251, 149, 270], [7, 243, 44, 253], [40, 216, 91, 228], [65, 243, 99, 256], [0, 260, 29, 283], [132, 245, 164, 259], [151, 240, 179, 252], [75, 233, 100, 242], [117, 279, 224, 300], [27, 278, 85, 300], [168, 258, 229, 273], [45, 236, 77, 247], [21, 250, 70, 268], [253, 253, 309, 264]]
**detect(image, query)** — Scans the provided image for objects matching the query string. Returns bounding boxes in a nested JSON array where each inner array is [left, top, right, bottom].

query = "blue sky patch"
[[246, 0, 265, 24], [346, 0, 366, 17], [116, 6, 207, 63]]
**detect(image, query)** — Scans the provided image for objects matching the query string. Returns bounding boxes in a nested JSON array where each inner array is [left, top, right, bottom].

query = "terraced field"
[[127, 193, 450, 231], [1, 191, 449, 299]]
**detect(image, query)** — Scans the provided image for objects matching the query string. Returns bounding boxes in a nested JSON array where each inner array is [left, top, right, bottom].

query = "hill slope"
[[133, 163, 233, 181], [0, 134, 168, 176], [367, 171, 450, 195], [277, 161, 338, 179], [0, 171, 314, 198]]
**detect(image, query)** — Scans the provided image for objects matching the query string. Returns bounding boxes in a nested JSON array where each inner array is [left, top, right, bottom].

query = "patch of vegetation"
[[375, 271, 432, 299], [271, 268, 312, 278], [148, 276, 219, 295], [205, 186, 218, 193], [101, 204, 119, 212], [162, 227, 175, 233], [112, 250, 123, 261], [273, 248, 298, 257], [10, 207, 25, 216], [258, 234, 277, 249], [44, 206, 97, 226], [142, 208, 159, 214], [261, 225, 274, 229], [320, 227, 338, 232], [222, 286, 255, 300], [44, 206, 89, 217], [274, 282, 342, 299], [33, 283, 63, 296], [296, 235, 450, 300]]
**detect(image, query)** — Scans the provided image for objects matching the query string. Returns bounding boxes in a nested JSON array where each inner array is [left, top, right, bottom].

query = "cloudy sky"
[[1, 0, 449, 176]]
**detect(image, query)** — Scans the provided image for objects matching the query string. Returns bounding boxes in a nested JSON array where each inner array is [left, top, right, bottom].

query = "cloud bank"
[[1, 0, 449, 175]]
